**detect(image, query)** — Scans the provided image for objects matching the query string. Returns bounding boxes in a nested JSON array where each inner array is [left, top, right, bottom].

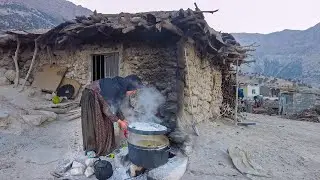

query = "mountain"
[[0, 0, 92, 30], [233, 23, 320, 87]]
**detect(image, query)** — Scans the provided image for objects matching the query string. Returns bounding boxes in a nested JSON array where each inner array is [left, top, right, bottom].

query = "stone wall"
[[0, 50, 15, 71], [1, 40, 223, 128], [293, 93, 318, 114], [0, 47, 35, 78], [1, 42, 179, 129], [280, 92, 320, 116], [182, 42, 223, 124], [34, 44, 123, 85], [121, 42, 179, 130]]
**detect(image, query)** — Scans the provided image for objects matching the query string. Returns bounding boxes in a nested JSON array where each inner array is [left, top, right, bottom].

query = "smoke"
[[122, 87, 165, 124]]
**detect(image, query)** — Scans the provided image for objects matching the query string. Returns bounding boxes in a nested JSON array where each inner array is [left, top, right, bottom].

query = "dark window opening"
[[92, 53, 120, 81]]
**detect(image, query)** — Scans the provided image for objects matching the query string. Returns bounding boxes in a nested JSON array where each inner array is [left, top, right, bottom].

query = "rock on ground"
[[44, 93, 53, 101], [37, 111, 57, 122], [84, 167, 94, 177], [22, 115, 47, 126], [18, 78, 31, 86], [72, 161, 85, 169], [147, 156, 188, 180], [0, 111, 9, 120], [21, 111, 57, 126], [70, 161, 86, 176], [4, 70, 15, 82], [70, 167, 85, 176], [85, 158, 98, 167], [0, 111, 10, 127], [0, 77, 11, 86], [0, 68, 6, 77], [55, 159, 73, 174]]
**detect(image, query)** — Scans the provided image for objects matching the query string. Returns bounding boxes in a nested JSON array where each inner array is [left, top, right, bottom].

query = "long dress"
[[80, 81, 119, 156]]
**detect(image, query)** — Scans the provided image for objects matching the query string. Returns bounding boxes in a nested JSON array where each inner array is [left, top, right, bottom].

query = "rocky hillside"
[[0, 0, 92, 30], [233, 23, 320, 87]]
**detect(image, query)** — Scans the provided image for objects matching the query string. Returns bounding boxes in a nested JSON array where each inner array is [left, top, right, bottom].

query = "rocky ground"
[[184, 114, 320, 180], [0, 86, 83, 180], [1, 86, 320, 180]]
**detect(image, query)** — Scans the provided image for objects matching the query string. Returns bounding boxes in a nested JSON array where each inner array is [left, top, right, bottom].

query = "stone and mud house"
[[0, 8, 248, 147], [279, 87, 320, 116]]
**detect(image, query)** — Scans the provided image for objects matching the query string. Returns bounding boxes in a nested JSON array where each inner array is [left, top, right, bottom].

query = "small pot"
[[93, 159, 113, 180]]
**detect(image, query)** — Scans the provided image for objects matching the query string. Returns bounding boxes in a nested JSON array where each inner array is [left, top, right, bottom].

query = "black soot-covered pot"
[[94, 159, 113, 180]]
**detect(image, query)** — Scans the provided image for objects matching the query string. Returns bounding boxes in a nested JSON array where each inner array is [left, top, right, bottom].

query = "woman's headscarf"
[[99, 75, 143, 113], [124, 75, 143, 91]]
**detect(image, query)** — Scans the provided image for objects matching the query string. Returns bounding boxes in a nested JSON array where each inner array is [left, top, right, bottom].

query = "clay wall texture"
[[0, 40, 224, 127]]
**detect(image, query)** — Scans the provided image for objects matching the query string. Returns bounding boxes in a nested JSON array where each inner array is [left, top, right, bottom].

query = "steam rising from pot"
[[122, 87, 165, 124]]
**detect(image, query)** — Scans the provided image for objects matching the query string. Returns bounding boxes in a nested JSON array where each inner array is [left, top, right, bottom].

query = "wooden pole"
[[20, 39, 38, 91], [13, 38, 21, 88], [235, 58, 239, 124]]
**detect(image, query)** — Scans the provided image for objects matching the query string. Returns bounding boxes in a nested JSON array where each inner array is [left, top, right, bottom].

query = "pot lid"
[[128, 122, 167, 135]]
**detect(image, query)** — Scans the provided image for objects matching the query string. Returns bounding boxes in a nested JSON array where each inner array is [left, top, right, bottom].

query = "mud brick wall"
[[182, 42, 223, 124], [1, 44, 120, 85], [34, 42, 179, 130], [121, 42, 179, 130], [1, 40, 224, 129], [35, 44, 123, 85]]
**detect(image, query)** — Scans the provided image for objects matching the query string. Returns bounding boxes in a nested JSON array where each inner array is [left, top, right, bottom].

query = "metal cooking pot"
[[127, 122, 169, 168], [94, 159, 113, 180], [127, 122, 169, 148]]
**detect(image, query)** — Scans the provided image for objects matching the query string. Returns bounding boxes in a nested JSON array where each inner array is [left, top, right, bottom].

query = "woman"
[[80, 75, 143, 156]]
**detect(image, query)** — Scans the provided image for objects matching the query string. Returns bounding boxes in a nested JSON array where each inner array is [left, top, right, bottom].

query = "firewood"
[[34, 102, 78, 109], [20, 39, 38, 91], [60, 113, 81, 121], [13, 38, 21, 87], [196, 10, 219, 14], [37, 104, 79, 114], [157, 21, 183, 36], [122, 26, 136, 34], [60, 24, 85, 33], [68, 107, 81, 113]]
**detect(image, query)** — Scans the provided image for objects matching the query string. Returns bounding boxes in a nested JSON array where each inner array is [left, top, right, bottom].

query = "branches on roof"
[[194, 2, 219, 14], [0, 7, 250, 66]]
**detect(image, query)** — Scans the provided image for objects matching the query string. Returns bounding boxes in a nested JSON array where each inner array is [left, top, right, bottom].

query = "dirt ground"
[[0, 86, 83, 180], [1, 86, 320, 180], [183, 114, 320, 180]]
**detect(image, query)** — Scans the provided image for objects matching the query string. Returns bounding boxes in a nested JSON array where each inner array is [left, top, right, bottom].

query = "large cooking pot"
[[127, 122, 169, 168]]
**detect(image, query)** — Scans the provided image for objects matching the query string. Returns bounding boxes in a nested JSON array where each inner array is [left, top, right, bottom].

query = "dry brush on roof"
[[0, 6, 251, 65], [34, 6, 250, 65]]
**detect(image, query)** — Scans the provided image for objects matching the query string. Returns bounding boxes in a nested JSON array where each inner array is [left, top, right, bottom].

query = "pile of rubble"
[[52, 147, 188, 180], [290, 105, 320, 123], [0, 68, 31, 87], [238, 98, 279, 116]]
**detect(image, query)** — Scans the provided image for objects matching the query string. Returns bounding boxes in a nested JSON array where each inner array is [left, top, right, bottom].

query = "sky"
[[68, 0, 320, 34]]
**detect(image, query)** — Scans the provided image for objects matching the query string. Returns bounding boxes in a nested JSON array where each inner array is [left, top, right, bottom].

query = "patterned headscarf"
[[124, 75, 143, 91]]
